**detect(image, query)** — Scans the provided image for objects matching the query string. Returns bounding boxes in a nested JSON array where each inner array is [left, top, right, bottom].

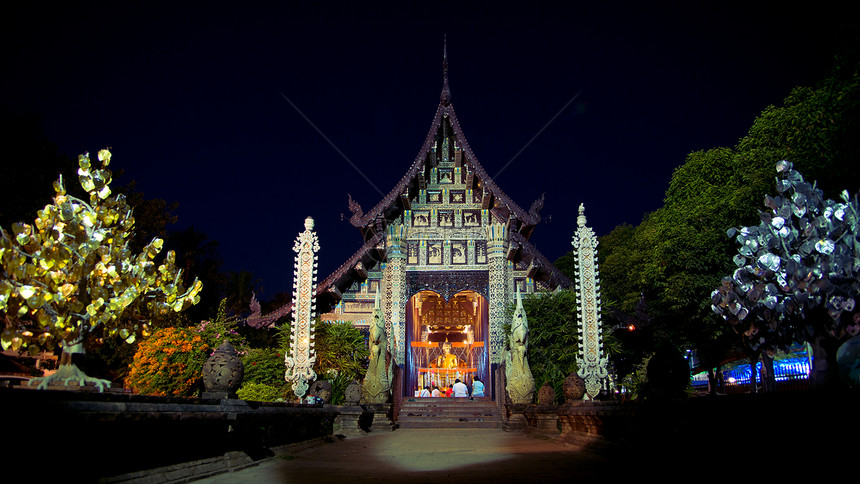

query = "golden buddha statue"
[[435, 341, 460, 369]]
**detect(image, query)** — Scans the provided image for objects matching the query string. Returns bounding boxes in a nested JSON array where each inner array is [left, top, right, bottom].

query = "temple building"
[[314, 48, 573, 399]]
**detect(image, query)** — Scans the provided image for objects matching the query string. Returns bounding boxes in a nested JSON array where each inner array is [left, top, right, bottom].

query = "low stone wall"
[[3, 387, 337, 482], [520, 390, 860, 462]]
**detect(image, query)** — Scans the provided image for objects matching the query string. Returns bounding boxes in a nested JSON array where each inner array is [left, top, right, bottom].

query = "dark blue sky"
[[1, 3, 844, 299]]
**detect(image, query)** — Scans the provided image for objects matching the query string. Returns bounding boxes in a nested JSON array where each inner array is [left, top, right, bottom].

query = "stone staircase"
[[397, 397, 502, 429]]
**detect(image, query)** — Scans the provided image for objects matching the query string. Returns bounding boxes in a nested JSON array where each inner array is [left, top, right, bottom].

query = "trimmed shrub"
[[236, 382, 294, 402]]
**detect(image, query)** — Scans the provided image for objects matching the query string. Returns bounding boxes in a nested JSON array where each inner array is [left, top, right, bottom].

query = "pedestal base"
[[524, 404, 560, 435], [363, 403, 395, 432], [504, 403, 529, 432], [332, 405, 370, 438]]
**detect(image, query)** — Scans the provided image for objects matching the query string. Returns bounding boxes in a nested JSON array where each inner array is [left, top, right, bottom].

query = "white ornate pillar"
[[486, 223, 508, 365], [385, 223, 407, 366], [285, 216, 320, 399], [572, 204, 608, 399]]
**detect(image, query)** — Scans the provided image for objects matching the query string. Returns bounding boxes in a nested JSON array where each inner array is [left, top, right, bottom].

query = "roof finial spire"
[[440, 34, 451, 106]]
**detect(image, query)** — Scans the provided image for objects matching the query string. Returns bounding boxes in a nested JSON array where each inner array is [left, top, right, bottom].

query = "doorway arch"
[[405, 290, 489, 397]]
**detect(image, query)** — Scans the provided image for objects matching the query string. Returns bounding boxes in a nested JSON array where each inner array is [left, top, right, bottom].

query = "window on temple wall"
[[475, 241, 487, 264], [427, 191, 442, 204], [451, 241, 467, 265], [427, 242, 443, 265], [449, 190, 465, 204], [407, 241, 419, 265]]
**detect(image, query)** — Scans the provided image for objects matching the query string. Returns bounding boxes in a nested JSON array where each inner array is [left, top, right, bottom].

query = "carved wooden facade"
[[314, 48, 573, 398]]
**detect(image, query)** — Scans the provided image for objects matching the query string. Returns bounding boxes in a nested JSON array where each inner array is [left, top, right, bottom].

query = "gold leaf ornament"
[[18, 285, 36, 299], [97, 149, 111, 166], [146, 238, 164, 259], [13, 223, 32, 245]]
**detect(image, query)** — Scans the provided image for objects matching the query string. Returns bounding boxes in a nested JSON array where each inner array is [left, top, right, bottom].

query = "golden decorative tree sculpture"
[[0, 149, 202, 391]]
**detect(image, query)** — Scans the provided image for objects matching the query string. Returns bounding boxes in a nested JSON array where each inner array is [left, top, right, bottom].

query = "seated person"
[[471, 377, 485, 397], [432, 386, 441, 397], [452, 378, 468, 398], [420, 386, 431, 397]]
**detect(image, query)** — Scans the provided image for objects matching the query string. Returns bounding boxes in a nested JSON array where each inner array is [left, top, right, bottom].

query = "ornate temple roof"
[[246, 45, 572, 327], [346, 55, 545, 239], [325, 47, 571, 300]]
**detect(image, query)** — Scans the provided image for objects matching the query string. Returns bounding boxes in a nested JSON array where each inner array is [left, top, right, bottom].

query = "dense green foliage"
[[275, 319, 367, 403], [505, 290, 619, 402], [558, 61, 860, 390], [312, 321, 368, 404], [513, 291, 578, 403], [236, 382, 293, 402], [241, 347, 287, 387], [197, 298, 248, 354], [238, 347, 295, 402]]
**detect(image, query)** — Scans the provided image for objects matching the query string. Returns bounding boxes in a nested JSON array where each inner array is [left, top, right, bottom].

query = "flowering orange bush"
[[126, 327, 209, 397]]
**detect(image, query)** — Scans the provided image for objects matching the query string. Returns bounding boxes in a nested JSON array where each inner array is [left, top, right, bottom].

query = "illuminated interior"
[[406, 290, 489, 396]]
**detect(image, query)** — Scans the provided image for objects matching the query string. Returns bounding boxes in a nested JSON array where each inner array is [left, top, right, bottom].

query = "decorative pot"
[[562, 372, 586, 402], [202, 341, 244, 395]]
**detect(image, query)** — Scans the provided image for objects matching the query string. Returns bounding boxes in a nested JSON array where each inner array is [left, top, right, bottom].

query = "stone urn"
[[837, 334, 860, 387], [344, 380, 362, 405], [562, 372, 586, 402], [202, 341, 244, 397], [537, 381, 556, 405], [309, 379, 333, 403]]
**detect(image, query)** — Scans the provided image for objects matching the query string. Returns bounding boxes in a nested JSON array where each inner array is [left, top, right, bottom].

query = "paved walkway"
[[190, 429, 612, 483]]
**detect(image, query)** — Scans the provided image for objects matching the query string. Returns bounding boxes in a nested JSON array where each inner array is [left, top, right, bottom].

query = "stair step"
[[399, 420, 502, 429], [398, 397, 502, 429]]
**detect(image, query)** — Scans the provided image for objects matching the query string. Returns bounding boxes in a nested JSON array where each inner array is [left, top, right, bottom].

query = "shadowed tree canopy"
[[165, 227, 225, 322], [563, 58, 860, 381], [0, 109, 76, 228], [225, 270, 262, 318]]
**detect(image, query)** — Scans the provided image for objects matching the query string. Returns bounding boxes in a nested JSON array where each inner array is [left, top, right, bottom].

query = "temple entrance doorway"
[[405, 290, 489, 398]]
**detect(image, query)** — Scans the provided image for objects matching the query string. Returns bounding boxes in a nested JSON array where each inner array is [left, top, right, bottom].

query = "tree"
[[225, 270, 262, 318], [166, 227, 225, 322], [116, 182, 179, 256], [0, 109, 76, 229], [314, 321, 368, 404], [712, 160, 859, 390], [585, 62, 860, 392], [0, 149, 202, 390]]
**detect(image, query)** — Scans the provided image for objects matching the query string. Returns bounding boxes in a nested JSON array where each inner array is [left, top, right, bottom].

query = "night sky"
[[1, 4, 846, 301]]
